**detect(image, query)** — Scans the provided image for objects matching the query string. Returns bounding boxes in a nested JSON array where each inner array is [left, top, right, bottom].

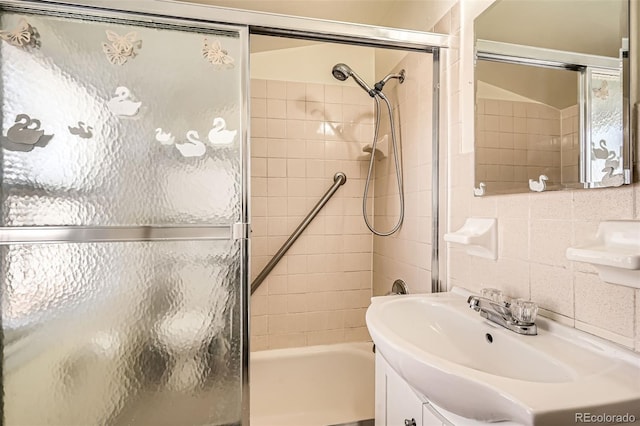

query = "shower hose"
[[362, 91, 404, 236]]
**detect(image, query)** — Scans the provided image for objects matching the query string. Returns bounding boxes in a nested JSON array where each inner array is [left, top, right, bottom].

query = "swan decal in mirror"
[[600, 166, 624, 187], [591, 137, 624, 186], [1, 114, 53, 152], [592, 138, 621, 168], [68, 121, 93, 139], [202, 38, 234, 69], [107, 86, 141, 117], [529, 175, 548, 192], [591, 138, 624, 187], [604, 155, 620, 170], [0, 18, 39, 49], [592, 139, 613, 160], [473, 183, 486, 197], [102, 30, 141, 65]]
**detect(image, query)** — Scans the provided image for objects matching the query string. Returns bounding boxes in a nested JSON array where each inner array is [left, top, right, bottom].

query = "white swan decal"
[[7, 114, 44, 145], [68, 121, 94, 139], [207, 117, 237, 145], [155, 128, 175, 145], [2, 113, 53, 152], [473, 182, 486, 197], [175, 130, 206, 158], [107, 86, 141, 117], [600, 167, 624, 187], [592, 139, 612, 160], [529, 175, 548, 192]]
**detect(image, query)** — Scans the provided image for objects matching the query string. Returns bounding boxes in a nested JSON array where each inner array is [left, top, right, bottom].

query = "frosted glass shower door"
[[0, 3, 248, 426]]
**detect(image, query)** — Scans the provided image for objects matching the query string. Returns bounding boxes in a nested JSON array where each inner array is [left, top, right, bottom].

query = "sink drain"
[[485, 333, 493, 343]]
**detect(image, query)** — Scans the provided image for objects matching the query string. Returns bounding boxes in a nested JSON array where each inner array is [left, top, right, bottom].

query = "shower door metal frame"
[[17, 0, 450, 51], [1, 0, 451, 423]]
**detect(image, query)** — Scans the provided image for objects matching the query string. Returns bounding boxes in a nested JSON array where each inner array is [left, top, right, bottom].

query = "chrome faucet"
[[467, 293, 538, 336]]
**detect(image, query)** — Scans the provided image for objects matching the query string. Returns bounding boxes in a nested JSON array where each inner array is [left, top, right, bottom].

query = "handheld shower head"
[[332, 63, 351, 81], [331, 63, 375, 97]]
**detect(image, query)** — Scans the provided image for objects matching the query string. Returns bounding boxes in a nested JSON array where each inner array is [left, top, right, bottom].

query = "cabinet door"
[[375, 350, 388, 425], [376, 352, 424, 426], [385, 366, 424, 426]]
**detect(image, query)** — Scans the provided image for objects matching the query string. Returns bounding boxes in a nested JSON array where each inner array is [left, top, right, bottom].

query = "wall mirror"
[[473, 0, 631, 196]]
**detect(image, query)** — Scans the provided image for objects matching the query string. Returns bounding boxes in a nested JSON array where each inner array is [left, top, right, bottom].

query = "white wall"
[[251, 43, 375, 86], [443, 0, 640, 353], [476, 81, 542, 104], [372, 52, 434, 296]]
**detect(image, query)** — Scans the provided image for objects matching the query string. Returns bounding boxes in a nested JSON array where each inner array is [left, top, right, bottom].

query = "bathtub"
[[250, 342, 375, 426]]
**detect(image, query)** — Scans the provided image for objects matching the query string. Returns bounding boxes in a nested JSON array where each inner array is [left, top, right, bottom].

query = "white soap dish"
[[444, 217, 497, 260], [359, 134, 388, 160], [566, 220, 640, 289]]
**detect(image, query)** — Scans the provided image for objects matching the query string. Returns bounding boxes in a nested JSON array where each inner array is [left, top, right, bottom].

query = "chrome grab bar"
[[251, 172, 347, 295]]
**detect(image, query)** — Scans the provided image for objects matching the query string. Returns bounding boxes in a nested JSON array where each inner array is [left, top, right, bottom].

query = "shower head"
[[332, 63, 351, 81], [331, 63, 375, 97]]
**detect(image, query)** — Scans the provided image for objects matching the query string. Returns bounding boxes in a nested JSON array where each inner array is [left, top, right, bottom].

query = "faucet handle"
[[468, 295, 480, 310], [511, 299, 538, 324]]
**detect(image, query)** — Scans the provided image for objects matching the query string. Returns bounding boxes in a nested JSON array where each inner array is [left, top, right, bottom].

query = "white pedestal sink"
[[366, 288, 640, 425]]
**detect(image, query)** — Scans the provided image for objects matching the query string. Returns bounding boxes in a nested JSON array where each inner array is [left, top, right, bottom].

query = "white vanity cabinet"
[[375, 350, 527, 426], [375, 351, 449, 426]]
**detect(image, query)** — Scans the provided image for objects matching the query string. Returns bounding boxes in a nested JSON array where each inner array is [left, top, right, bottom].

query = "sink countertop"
[[366, 289, 640, 425]]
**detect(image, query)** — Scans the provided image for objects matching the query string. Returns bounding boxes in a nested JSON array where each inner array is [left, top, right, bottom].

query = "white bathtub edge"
[[250, 341, 374, 361]]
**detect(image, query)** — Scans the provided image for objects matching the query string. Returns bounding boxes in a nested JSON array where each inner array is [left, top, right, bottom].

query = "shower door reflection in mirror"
[[0, 4, 248, 425]]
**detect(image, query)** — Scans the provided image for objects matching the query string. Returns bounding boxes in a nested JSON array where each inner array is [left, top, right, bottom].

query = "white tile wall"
[[372, 52, 434, 296], [442, 2, 640, 352], [560, 104, 580, 183], [476, 99, 562, 193], [250, 79, 374, 350]]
